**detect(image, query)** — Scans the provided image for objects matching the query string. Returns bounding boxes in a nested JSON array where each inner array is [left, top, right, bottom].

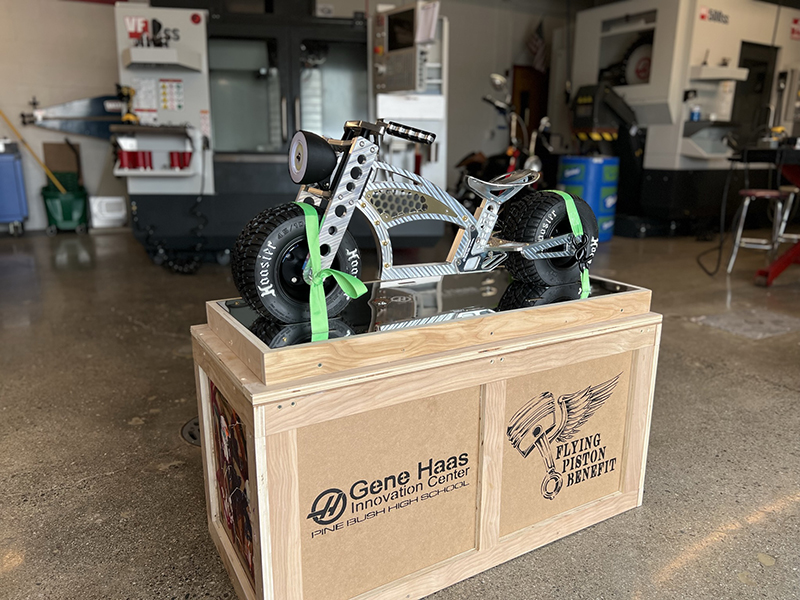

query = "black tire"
[[249, 316, 354, 348], [232, 203, 362, 323], [502, 190, 598, 286], [497, 281, 583, 311]]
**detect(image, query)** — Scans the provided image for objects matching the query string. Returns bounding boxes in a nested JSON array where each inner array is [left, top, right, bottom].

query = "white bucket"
[[89, 196, 127, 229]]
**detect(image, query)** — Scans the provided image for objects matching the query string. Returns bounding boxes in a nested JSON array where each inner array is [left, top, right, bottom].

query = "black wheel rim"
[[276, 237, 342, 304]]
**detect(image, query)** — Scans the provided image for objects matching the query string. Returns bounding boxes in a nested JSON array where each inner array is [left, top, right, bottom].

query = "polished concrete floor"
[[0, 229, 798, 600]]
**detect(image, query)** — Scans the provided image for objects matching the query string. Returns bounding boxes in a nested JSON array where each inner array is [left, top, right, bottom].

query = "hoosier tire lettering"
[[231, 203, 362, 323]]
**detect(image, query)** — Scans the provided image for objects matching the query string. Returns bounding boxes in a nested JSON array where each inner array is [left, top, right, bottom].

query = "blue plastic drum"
[[557, 156, 619, 242]]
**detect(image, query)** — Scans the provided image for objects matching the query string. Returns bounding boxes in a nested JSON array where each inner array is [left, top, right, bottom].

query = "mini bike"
[[232, 120, 598, 324]]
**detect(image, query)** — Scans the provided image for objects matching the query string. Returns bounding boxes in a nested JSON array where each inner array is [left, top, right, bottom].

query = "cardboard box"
[[192, 278, 661, 600]]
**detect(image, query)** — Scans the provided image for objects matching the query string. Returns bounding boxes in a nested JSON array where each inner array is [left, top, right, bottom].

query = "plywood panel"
[[296, 389, 482, 600], [500, 353, 633, 536]]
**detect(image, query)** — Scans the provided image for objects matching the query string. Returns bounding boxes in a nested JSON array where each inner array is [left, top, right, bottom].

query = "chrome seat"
[[466, 169, 540, 202]]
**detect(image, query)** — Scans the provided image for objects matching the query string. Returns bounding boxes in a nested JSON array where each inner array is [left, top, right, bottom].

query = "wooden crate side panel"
[[208, 521, 259, 600], [352, 490, 640, 600], [261, 428, 303, 600], [195, 365, 258, 600], [207, 302, 268, 383], [207, 378, 258, 588], [255, 318, 660, 435], [499, 352, 634, 536], [295, 389, 482, 600], [257, 290, 652, 385], [192, 327, 260, 432]]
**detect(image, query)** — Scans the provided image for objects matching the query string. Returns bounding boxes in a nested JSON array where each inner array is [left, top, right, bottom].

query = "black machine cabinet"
[[137, 2, 436, 264]]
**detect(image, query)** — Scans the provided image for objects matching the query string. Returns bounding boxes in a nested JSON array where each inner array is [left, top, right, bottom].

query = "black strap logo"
[[307, 488, 347, 525]]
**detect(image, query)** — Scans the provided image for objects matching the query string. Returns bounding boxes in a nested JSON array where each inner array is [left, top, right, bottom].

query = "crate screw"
[[317, 363, 322, 367], [277, 405, 282, 409]]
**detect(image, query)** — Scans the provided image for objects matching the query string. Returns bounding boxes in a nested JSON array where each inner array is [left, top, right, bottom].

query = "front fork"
[[297, 136, 379, 282]]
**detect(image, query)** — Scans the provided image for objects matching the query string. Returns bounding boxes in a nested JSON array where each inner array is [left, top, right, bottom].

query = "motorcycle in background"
[[453, 73, 553, 212]]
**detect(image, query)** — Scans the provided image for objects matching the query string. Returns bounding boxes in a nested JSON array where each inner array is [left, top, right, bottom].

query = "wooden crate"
[[192, 278, 661, 600]]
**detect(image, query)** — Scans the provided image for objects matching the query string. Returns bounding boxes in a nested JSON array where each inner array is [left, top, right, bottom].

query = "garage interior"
[[1, 0, 799, 599]]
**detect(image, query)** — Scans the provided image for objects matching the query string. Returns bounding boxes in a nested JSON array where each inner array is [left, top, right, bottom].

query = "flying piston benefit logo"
[[306, 453, 471, 539], [507, 374, 621, 500]]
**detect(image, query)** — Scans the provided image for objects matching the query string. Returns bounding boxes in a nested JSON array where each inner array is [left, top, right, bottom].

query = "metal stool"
[[727, 189, 785, 274], [778, 185, 800, 244]]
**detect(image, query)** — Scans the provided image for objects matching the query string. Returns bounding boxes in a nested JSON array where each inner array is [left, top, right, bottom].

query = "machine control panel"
[[373, 7, 430, 94]]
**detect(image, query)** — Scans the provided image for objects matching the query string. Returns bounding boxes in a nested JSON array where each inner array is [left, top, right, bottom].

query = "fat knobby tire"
[[231, 203, 362, 323], [501, 190, 598, 286]]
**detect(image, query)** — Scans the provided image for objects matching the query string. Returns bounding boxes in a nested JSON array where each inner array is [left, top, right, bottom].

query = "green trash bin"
[[41, 172, 88, 235]]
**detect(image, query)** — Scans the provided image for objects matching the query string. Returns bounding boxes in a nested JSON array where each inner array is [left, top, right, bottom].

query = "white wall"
[[359, 0, 594, 185], [0, 0, 120, 231], [439, 0, 572, 184]]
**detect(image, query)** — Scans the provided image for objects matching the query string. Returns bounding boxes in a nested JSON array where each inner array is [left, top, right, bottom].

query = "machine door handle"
[[294, 97, 301, 132], [280, 97, 288, 142]]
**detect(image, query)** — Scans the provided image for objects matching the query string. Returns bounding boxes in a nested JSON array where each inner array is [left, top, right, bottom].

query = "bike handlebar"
[[384, 121, 436, 145]]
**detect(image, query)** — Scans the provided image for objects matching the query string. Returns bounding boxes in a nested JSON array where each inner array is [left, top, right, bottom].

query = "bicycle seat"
[[466, 169, 540, 199]]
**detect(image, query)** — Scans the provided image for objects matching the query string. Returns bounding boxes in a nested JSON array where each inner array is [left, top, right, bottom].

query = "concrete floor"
[[0, 229, 799, 600]]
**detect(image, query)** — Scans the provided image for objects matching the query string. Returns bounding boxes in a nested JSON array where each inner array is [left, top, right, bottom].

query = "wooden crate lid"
[[202, 275, 652, 390]]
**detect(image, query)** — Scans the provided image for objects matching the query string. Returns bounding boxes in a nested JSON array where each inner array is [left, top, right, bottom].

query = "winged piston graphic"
[[507, 374, 621, 500]]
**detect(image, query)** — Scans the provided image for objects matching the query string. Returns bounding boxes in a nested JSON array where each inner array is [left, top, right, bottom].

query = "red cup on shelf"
[[136, 151, 146, 170], [119, 150, 136, 169], [170, 151, 181, 169], [182, 152, 193, 169], [143, 151, 153, 170]]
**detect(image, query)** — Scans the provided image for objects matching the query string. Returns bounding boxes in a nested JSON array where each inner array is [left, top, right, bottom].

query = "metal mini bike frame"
[[296, 121, 580, 283]]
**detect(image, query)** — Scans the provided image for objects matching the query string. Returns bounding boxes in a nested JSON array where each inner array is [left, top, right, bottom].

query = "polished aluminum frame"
[[296, 132, 579, 283]]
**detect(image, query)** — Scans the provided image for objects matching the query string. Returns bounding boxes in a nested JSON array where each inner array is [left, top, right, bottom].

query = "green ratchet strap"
[[551, 190, 591, 300], [296, 202, 367, 342]]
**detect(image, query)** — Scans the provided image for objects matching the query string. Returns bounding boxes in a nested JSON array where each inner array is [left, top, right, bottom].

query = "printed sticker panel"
[[297, 388, 482, 600], [209, 379, 255, 585], [500, 352, 633, 536]]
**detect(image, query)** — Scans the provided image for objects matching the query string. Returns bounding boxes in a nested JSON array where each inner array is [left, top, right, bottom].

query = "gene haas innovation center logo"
[[507, 374, 621, 500], [306, 452, 471, 538]]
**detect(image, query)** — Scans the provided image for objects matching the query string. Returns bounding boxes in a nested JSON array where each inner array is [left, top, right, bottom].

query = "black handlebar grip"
[[385, 121, 436, 145]]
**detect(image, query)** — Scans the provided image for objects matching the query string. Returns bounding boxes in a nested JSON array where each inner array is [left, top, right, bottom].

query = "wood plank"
[[208, 520, 258, 600], [352, 490, 640, 600], [194, 366, 217, 529], [619, 324, 661, 502], [262, 429, 304, 600], [476, 380, 506, 551], [192, 326, 267, 430], [252, 312, 661, 406], [255, 317, 661, 435], [207, 302, 268, 383], [246, 415, 267, 599], [257, 289, 652, 385], [637, 325, 661, 505]]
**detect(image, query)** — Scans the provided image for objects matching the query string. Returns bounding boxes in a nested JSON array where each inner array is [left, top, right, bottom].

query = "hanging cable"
[[697, 0, 783, 276]]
